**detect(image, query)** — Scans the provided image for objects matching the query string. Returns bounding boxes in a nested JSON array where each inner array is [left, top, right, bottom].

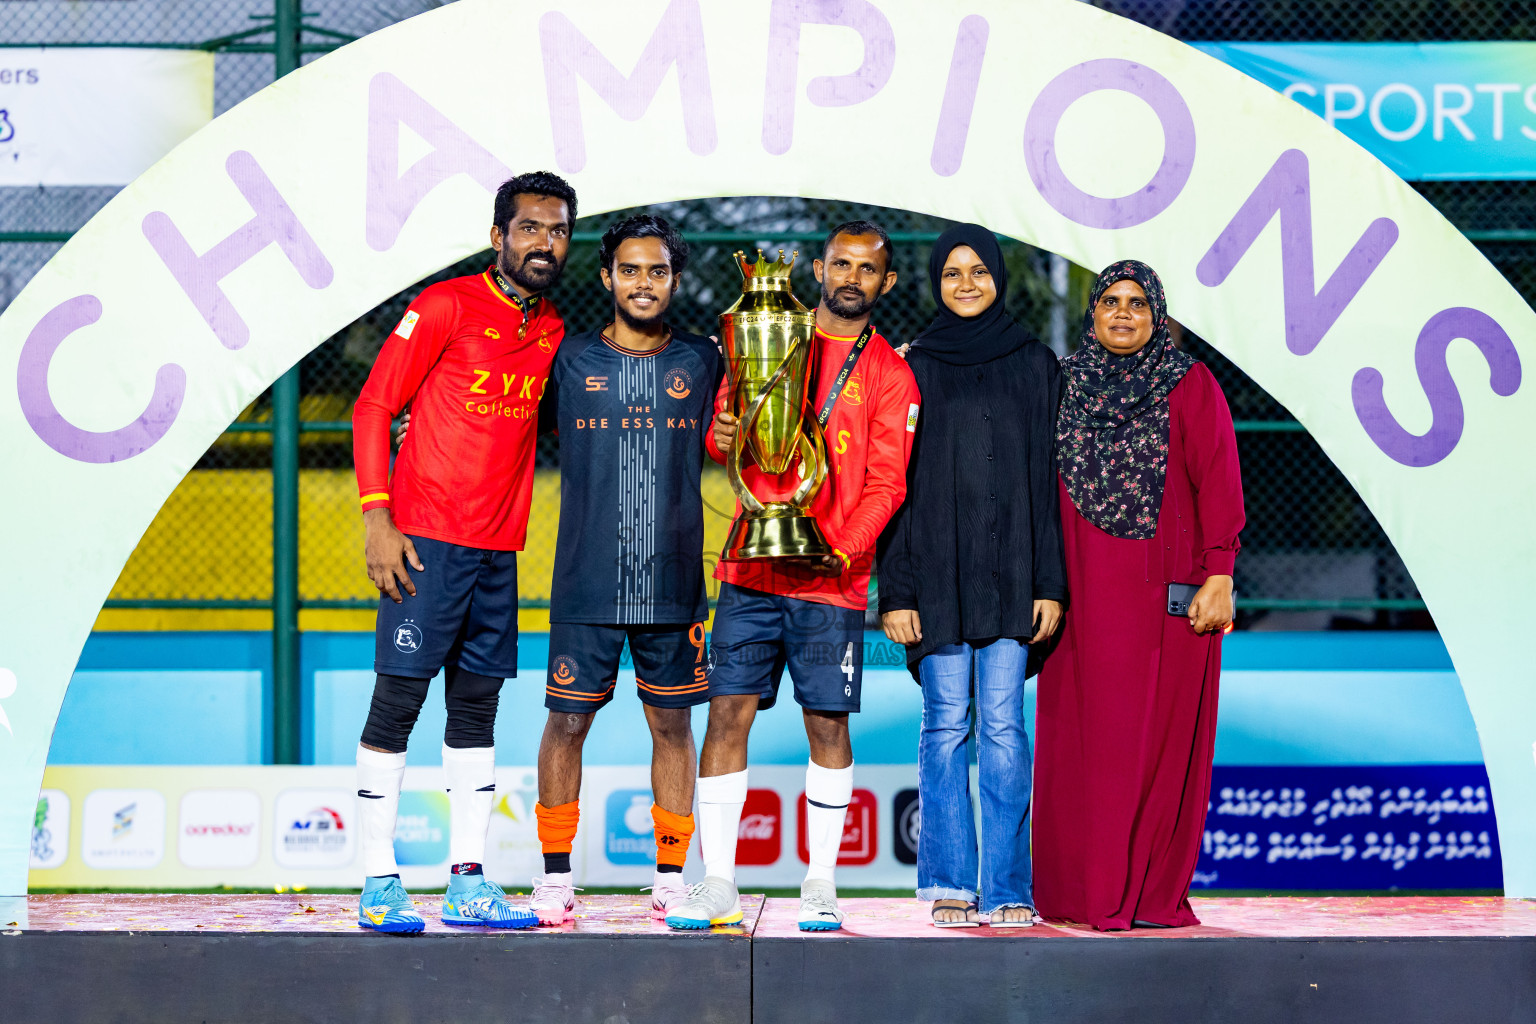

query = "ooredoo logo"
[[796, 789, 877, 867], [179, 789, 260, 869], [737, 789, 782, 866]]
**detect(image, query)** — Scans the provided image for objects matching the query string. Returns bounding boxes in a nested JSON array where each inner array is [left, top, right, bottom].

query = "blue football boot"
[[358, 876, 426, 934], [441, 874, 539, 929]]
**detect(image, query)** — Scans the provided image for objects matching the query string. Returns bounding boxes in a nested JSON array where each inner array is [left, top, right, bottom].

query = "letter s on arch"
[[1351, 307, 1520, 467], [16, 295, 186, 464]]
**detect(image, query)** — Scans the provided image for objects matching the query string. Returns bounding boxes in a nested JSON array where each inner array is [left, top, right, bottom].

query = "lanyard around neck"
[[813, 323, 875, 428]]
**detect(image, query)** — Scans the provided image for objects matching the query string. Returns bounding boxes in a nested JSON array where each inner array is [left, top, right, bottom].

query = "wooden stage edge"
[[2, 895, 1533, 1024]]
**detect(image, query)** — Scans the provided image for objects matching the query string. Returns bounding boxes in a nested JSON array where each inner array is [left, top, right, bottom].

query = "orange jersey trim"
[[545, 682, 616, 701], [636, 679, 709, 694]]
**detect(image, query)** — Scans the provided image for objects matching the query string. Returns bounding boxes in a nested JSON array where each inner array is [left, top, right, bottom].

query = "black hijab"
[[910, 223, 1034, 366], [1057, 260, 1195, 540]]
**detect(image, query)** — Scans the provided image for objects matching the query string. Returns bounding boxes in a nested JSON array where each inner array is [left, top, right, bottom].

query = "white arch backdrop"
[[0, 0, 1531, 896]]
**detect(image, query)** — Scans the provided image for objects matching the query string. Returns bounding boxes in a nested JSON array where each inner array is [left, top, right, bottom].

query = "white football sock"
[[697, 769, 748, 882], [803, 759, 853, 885], [442, 744, 496, 868], [357, 744, 406, 878]]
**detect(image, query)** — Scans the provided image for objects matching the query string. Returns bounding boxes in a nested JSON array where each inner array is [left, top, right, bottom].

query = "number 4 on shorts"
[[841, 642, 854, 695]]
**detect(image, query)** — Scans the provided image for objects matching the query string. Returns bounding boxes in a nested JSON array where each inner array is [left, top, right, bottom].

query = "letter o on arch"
[[1024, 58, 1197, 229]]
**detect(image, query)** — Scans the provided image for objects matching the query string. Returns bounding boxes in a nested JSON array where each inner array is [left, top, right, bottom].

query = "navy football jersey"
[[547, 327, 723, 624]]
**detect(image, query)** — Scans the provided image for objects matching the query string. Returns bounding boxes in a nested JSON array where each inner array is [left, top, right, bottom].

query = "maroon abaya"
[[1033, 363, 1244, 930]]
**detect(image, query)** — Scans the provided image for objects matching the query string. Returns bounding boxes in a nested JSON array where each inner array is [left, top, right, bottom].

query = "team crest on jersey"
[[394, 310, 420, 339], [537, 334, 552, 352], [393, 621, 423, 654], [664, 368, 692, 399], [551, 656, 579, 685], [841, 375, 865, 405]]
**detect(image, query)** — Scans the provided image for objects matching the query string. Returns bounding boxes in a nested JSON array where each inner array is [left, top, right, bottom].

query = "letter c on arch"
[[16, 295, 186, 464]]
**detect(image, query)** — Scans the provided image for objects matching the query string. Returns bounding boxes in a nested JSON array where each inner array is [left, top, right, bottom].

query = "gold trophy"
[[718, 250, 833, 562]]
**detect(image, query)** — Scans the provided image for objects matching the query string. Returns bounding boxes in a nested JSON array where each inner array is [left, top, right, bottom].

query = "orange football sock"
[[652, 804, 695, 869], [535, 800, 580, 855]]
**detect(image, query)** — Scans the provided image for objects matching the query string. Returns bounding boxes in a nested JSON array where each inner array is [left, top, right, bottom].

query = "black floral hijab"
[[1057, 260, 1195, 539]]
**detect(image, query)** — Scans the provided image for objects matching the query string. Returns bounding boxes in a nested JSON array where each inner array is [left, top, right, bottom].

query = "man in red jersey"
[[348, 171, 575, 933], [667, 222, 921, 932]]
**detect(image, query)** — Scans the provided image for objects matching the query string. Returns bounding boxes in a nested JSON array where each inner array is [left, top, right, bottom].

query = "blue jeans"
[[915, 639, 1034, 914]]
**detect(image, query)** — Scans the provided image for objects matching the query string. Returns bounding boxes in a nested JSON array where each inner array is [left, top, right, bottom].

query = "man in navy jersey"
[[526, 215, 724, 924]]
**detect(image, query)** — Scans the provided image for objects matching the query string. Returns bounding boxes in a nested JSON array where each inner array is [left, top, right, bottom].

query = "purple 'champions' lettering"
[[365, 73, 510, 252], [16, 295, 185, 463], [762, 0, 895, 156], [930, 15, 989, 177], [1196, 148, 1399, 357], [141, 150, 334, 350], [539, 0, 717, 174], [1351, 307, 1521, 467], [1024, 58, 1196, 229]]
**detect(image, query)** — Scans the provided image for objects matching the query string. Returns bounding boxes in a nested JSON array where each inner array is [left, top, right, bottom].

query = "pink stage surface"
[[10, 894, 1532, 938], [11, 892, 763, 935], [754, 896, 1536, 938]]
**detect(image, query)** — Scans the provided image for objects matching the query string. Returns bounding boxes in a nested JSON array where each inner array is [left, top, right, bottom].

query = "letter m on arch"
[[1196, 148, 1399, 357], [539, 0, 717, 173]]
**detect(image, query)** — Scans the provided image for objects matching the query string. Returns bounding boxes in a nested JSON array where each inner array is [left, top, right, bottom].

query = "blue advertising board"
[[1194, 43, 1536, 180], [1195, 765, 1501, 890]]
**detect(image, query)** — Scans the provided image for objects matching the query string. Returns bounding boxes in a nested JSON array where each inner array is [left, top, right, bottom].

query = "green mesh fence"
[[2, 1, 1532, 628]]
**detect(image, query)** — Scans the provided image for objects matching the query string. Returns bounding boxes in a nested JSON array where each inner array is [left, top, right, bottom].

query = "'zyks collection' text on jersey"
[[548, 328, 724, 625], [352, 269, 564, 551], [707, 324, 921, 611]]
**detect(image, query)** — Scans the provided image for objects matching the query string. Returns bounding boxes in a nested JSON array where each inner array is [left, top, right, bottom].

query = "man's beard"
[[501, 246, 563, 293], [822, 281, 876, 320], [615, 295, 665, 331]]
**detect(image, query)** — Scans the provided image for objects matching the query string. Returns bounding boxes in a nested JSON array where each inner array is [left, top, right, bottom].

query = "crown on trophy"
[[734, 248, 798, 279]]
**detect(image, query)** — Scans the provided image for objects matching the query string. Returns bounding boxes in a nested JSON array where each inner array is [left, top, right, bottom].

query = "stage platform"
[[3, 895, 1533, 1023]]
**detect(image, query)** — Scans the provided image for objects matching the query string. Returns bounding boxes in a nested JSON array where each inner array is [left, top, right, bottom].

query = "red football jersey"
[[708, 325, 921, 610], [353, 269, 564, 551]]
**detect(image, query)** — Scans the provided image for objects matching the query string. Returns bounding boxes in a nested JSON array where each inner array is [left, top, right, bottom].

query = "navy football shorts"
[[546, 622, 709, 713], [374, 535, 518, 679], [706, 583, 864, 713]]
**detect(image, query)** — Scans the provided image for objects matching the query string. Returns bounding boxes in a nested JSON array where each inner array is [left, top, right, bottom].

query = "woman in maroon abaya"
[[1033, 260, 1243, 930]]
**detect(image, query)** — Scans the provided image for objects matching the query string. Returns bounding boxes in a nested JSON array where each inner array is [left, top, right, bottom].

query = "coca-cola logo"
[[184, 823, 255, 836], [797, 789, 878, 867], [737, 789, 782, 866], [739, 813, 776, 840]]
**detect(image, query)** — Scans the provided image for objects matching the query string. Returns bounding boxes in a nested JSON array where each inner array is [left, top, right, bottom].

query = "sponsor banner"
[[178, 789, 260, 869], [81, 789, 165, 870], [29, 789, 68, 871], [1195, 765, 1501, 890], [0, 48, 213, 186], [796, 790, 879, 867], [1195, 43, 1536, 180], [29, 763, 1502, 891], [393, 791, 449, 867]]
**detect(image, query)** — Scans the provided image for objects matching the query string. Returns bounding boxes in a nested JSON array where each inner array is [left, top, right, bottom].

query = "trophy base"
[[722, 503, 833, 561]]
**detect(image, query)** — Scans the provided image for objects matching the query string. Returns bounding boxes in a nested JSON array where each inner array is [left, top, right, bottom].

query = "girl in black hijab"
[[877, 224, 1067, 927]]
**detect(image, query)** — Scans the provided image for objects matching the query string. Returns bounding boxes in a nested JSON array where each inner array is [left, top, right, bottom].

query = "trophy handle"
[[790, 414, 829, 508], [727, 333, 808, 514]]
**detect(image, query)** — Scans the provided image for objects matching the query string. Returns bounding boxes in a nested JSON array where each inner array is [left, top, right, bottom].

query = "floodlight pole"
[[271, 0, 303, 765]]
